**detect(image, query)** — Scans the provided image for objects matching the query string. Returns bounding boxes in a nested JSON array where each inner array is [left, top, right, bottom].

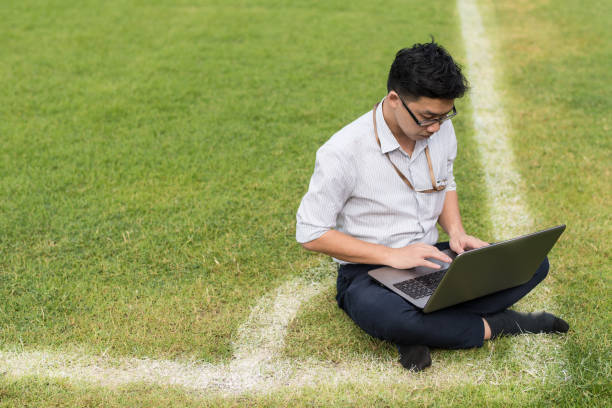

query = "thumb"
[[451, 241, 464, 254]]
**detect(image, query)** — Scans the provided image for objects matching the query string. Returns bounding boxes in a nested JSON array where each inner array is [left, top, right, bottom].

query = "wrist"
[[377, 245, 395, 265], [448, 227, 466, 239]]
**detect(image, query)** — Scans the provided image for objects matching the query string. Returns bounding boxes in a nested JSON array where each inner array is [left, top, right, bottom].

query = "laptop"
[[368, 225, 565, 313]]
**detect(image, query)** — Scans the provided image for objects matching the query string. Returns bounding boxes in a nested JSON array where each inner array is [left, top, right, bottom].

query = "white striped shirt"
[[296, 98, 457, 264]]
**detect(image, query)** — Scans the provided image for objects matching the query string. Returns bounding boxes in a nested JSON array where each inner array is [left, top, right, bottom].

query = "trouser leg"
[[336, 251, 550, 349], [433, 242, 550, 315], [452, 256, 549, 315], [337, 264, 484, 349]]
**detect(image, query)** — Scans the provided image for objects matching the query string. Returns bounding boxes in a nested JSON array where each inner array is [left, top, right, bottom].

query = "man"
[[295, 41, 569, 371]]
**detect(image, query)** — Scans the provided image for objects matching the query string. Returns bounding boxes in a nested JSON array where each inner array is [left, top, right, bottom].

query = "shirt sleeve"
[[295, 143, 355, 243], [445, 121, 458, 192]]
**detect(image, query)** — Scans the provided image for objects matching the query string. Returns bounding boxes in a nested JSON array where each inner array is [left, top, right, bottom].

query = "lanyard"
[[372, 103, 445, 193]]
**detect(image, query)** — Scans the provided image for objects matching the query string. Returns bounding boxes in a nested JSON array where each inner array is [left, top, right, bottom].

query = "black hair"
[[386, 40, 468, 100]]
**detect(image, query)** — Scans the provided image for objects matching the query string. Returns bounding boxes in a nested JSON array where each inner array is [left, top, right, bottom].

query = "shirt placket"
[[390, 148, 426, 234], [412, 142, 429, 233]]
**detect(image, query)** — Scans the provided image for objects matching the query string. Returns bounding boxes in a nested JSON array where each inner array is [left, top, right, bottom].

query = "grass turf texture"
[[0, 0, 610, 407], [0, 0, 468, 362], [485, 0, 611, 401], [0, 376, 606, 408], [282, 18, 493, 364], [1, 0, 429, 361]]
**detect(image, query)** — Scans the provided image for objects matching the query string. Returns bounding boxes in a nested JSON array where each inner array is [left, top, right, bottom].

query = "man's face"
[[388, 92, 455, 143]]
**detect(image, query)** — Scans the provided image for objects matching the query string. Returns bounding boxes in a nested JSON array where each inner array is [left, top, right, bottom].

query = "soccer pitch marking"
[[458, 0, 534, 237], [0, 269, 566, 394], [0, 0, 568, 395], [457, 0, 565, 374]]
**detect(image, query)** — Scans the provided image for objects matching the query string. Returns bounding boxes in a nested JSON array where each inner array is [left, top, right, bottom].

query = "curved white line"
[[0, 1, 570, 395]]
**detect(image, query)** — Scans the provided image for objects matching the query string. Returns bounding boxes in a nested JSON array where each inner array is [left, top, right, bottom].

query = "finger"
[[453, 241, 466, 254], [413, 243, 439, 255], [462, 238, 477, 250], [428, 248, 453, 263], [416, 243, 436, 250], [466, 237, 489, 249], [447, 240, 461, 254], [453, 245, 464, 255], [420, 260, 442, 269], [448, 240, 463, 254]]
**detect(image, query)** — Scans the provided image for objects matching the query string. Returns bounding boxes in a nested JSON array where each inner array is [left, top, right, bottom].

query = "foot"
[[398, 344, 431, 371], [486, 310, 570, 339]]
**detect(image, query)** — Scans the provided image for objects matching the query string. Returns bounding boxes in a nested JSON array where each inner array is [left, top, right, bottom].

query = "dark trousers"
[[336, 242, 550, 349]]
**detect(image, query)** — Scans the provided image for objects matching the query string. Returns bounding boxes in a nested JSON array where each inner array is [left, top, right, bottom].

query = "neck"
[[382, 99, 416, 154]]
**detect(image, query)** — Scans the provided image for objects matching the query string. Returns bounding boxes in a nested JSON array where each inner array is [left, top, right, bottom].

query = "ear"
[[386, 90, 401, 108]]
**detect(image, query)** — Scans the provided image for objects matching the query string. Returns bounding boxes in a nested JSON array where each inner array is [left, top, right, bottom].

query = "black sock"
[[486, 310, 570, 339], [397, 344, 431, 371]]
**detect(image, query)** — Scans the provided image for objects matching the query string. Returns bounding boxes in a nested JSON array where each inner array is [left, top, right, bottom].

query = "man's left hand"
[[449, 233, 489, 254]]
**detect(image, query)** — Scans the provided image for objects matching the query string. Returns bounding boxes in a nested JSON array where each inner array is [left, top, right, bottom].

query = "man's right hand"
[[385, 243, 452, 270], [301, 230, 453, 268]]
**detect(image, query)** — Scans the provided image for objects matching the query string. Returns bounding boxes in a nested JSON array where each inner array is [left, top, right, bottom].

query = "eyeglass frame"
[[394, 91, 457, 127]]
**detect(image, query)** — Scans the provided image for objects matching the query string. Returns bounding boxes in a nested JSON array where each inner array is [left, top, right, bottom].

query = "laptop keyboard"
[[393, 270, 447, 299]]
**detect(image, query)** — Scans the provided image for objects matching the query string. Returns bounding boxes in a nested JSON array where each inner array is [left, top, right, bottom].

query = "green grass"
[[282, 13, 494, 362], [0, 0, 468, 362], [0, 373, 608, 407], [0, 0, 610, 406], [484, 0, 612, 400]]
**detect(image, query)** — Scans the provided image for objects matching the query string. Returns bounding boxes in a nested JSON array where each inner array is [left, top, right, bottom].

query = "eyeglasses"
[[396, 92, 457, 127]]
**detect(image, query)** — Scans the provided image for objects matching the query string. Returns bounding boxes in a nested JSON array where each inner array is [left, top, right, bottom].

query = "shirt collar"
[[375, 98, 400, 154], [376, 97, 431, 157], [413, 138, 428, 158]]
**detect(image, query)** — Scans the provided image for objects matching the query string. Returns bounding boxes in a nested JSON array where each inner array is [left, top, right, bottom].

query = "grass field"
[[1, 0, 610, 406]]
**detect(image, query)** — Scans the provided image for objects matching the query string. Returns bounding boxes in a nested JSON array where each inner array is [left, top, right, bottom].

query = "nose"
[[426, 122, 441, 132]]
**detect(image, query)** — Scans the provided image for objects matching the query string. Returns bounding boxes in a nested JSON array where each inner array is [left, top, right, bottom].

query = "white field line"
[[458, 0, 534, 239], [0, 273, 330, 394], [0, 0, 569, 396], [0, 344, 565, 395], [457, 0, 548, 309], [0, 269, 567, 395], [457, 0, 566, 375]]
